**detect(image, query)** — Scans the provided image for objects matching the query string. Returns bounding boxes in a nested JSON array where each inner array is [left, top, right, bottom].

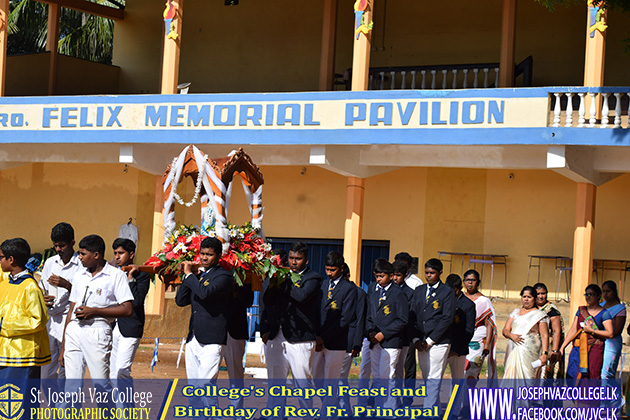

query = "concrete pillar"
[[319, 0, 338, 91], [498, 0, 517, 87], [160, 0, 183, 94], [569, 182, 596, 318], [147, 175, 166, 315], [0, 0, 9, 96], [351, 0, 373, 91], [47, 3, 60, 95], [584, 2, 606, 117], [343, 177, 365, 287]]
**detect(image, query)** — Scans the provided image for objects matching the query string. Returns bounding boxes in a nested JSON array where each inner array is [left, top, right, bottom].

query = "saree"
[[503, 309, 547, 380], [566, 306, 610, 381], [465, 295, 498, 380], [539, 301, 565, 379], [600, 302, 625, 379]]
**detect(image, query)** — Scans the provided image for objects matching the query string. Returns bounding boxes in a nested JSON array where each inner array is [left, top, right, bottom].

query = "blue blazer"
[[318, 278, 356, 351], [227, 283, 254, 340], [263, 267, 323, 342], [347, 286, 367, 352], [365, 283, 408, 349], [175, 265, 234, 345], [410, 281, 456, 345], [450, 293, 476, 356], [117, 270, 151, 338]]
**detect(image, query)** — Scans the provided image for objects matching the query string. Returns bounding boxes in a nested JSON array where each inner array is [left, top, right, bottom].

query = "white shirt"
[[69, 263, 134, 328], [40, 252, 84, 317], [405, 273, 423, 290], [425, 281, 440, 299]]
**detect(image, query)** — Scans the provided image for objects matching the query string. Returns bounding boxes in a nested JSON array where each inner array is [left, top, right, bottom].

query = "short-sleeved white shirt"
[[69, 263, 134, 328], [40, 252, 84, 317], [405, 273, 423, 290]]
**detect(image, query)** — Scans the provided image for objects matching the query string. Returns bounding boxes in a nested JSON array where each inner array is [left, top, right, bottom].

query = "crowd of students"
[[0, 224, 149, 385], [0, 228, 626, 417]]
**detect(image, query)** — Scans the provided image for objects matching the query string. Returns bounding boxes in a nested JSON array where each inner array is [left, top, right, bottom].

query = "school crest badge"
[[0, 384, 24, 420], [330, 300, 338, 310], [454, 314, 461, 323], [432, 300, 439, 310], [383, 305, 391, 315], [203, 280, 209, 286]]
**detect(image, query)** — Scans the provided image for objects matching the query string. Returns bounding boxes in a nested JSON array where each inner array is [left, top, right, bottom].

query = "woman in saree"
[[502, 286, 549, 380], [463, 269, 498, 381], [534, 282, 564, 379], [600, 280, 626, 379], [560, 284, 613, 383]]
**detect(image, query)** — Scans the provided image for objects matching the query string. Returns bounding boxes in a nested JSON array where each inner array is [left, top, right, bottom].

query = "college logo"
[[383, 305, 391, 315], [0, 384, 24, 420], [432, 300, 439, 310]]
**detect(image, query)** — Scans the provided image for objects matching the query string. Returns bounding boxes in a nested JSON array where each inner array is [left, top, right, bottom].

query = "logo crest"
[[330, 300, 338, 310], [383, 305, 391, 315], [0, 384, 24, 420], [432, 300, 439, 310]]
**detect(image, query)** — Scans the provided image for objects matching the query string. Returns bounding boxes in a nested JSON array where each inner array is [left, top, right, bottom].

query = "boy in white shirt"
[[60, 235, 133, 384], [40, 222, 83, 382]]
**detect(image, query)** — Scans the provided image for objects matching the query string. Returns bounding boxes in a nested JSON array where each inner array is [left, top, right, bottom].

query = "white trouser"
[[371, 344, 401, 410], [42, 314, 67, 381], [339, 352, 353, 411], [394, 346, 409, 380], [110, 324, 141, 380], [312, 347, 346, 413], [64, 321, 111, 380], [417, 343, 451, 410], [340, 352, 353, 380], [185, 335, 225, 410], [63, 322, 110, 408], [264, 328, 315, 411], [224, 333, 246, 410], [357, 338, 373, 407], [446, 354, 467, 415]]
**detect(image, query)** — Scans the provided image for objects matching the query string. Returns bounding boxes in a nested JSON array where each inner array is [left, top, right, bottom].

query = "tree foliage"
[[7, 0, 122, 65], [534, 0, 630, 13]]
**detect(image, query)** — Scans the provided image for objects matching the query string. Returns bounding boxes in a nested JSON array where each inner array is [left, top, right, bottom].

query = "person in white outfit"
[[40, 223, 83, 384], [60, 235, 133, 405]]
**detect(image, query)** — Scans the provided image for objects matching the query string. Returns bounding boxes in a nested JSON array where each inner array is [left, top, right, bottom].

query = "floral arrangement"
[[145, 224, 203, 281], [216, 222, 294, 285], [145, 223, 293, 285]]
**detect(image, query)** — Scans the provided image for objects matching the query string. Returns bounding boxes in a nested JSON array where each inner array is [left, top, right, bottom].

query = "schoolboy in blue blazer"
[[410, 258, 456, 412]]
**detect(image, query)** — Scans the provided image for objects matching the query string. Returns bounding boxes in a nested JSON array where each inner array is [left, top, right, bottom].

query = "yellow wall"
[[112, 0, 630, 94], [0, 163, 154, 263], [4, 162, 630, 301], [5, 53, 120, 97]]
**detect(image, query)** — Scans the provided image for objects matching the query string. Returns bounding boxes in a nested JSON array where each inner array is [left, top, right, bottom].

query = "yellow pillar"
[[318, 0, 338, 91], [0, 0, 8, 96], [584, 2, 606, 87], [47, 3, 60, 95], [583, 1, 606, 117], [147, 176, 166, 315], [351, 0, 373, 91], [160, 0, 183, 94], [498, 0, 517, 87], [343, 177, 365, 287], [569, 183, 596, 318]]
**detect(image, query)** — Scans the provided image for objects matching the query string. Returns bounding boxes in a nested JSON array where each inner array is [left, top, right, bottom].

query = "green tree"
[[7, 0, 122, 65]]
